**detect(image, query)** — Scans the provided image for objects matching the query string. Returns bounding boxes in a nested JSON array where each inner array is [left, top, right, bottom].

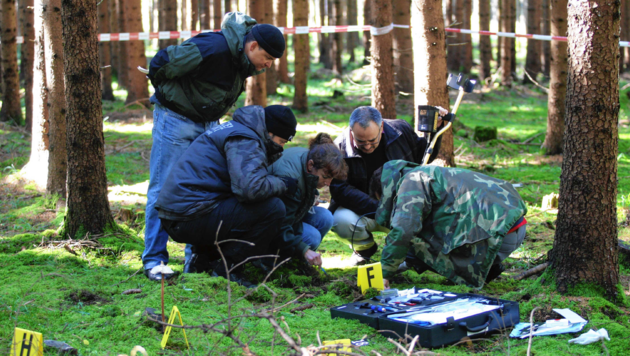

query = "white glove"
[[568, 328, 610, 345]]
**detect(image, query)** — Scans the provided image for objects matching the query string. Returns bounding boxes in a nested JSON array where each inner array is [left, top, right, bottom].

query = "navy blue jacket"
[[329, 119, 442, 216]]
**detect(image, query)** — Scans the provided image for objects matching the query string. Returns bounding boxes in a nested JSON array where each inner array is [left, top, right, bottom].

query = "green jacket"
[[268, 148, 320, 257], [376, 160, 527, 288], [149, 12, 264, 122]]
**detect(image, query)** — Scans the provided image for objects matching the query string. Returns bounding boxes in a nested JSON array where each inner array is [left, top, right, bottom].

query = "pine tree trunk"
[[393, 0, 413, 93], [462, 0, 472, 73], [346, 0, 357, 63], [500, 0, 512, 86], [160, 0, 178, 49], [117, 0, 128, 89], [225, 0, 231, 13], [319, 0, 332, 68], [20, 0, 35, 131], [109, 0, 120, 82], [496, 0, 502, 69], [447, 0, 463, 72], [332, 0, 343, 75], [275, 0, 289, 83], [265, 0, 278, 95], [509, 0, 516, 78], [523, 0, 541, 83], [371, 0, 395, 119], [61, 0, 114, 237], [124, 0, 149, 104], [362, 0, 371, 65], [478, 0, 491, 81], [541, 0, 551, 77], [245, 0, 266, 106], [542, 0, 567, 155], [622, 0, 630, 72], [98, 0, 114, 100], [213, 0, 222, 29], [292, 0, 309, 111], [0, 0, 23, 124], [553, 0, 619, 299], [189, 0, 198, 30], [43, 0, 67, 197], [200, 0, 210, 30], [412, 0, 452, 167]]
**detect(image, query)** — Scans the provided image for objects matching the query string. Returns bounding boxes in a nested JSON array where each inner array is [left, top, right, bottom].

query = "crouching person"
[[265, 133, 348, 269], [371, 160, 528, 289], [155, 105, 298, 287]]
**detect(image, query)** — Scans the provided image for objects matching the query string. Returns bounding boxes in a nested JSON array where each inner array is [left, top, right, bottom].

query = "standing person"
[[329, 106, 448, 265], [143, 13, 286, 281], [156, 105, 298, 287], [371, 161, 527, 288], [266, 133, 348, 268]]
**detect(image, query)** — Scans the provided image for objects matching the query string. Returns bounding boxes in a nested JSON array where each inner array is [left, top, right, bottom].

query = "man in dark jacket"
[[156, 105, 298, 287], [329, 106, 447, 264], [143, 12, 286, 281]]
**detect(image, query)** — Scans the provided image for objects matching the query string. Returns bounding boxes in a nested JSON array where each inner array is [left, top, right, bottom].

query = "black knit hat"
[[251, 24, 286, 58], [264, 105, 297, 141]]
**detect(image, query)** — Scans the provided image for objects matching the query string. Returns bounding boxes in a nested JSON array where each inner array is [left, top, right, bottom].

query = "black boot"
[[211, 260, 257, 288], [184, 246, 216, 274], [485, 262, 506, 284]]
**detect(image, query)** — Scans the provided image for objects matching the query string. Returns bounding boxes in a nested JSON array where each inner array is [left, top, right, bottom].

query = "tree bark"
[[61, 0, 114, 237], [213, 0, 222, 29], [189, 0, 198, 30], [117, 0, 128, 89], [20, 0, 35, 131], [542, 0, 567, 155], [553, 0, 619, 299], [0, 0, 23, 124], [371, 0, 395, 119], [292, 0, 309, 111], [412, 0, 452, 167], [346, 0, 358, 63], [496, 0, 502, 69], [275, 0, 289, 83], [447, 0, 463, 72], [332, 0, 343, 74], [265, 0, 278, 95], [462, 0, 472, 73], [523, 0, 542, 83], [362, 0, 371, 65], [225, 0, 231, 13], [500, 0, 512, 86], [319, 0, 332, 69], [245, 0, 266, 106], [393, 0, 413, 93], [541, 0, 551, 76], [478, 0, 491, 81], [109, 0, 120, 82], [509, 0, 516, 78], [124, 0, 149, 104], [200, 0, 210, 30], [160, 0, 178, 49], [98, 0, 114, 100], [622, 0, 630, 72]]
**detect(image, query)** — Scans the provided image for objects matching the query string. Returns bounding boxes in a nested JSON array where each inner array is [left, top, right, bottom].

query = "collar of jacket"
[[340, 119, 403, 158]]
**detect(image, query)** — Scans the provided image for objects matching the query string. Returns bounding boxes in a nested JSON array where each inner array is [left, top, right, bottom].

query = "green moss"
[[473, 126, 498, 142]]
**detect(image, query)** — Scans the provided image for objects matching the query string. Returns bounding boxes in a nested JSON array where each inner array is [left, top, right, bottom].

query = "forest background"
[[0, 0, 629, 355]]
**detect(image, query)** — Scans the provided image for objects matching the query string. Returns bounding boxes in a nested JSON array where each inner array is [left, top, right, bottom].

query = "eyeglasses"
[[353, 127, 382, 148]]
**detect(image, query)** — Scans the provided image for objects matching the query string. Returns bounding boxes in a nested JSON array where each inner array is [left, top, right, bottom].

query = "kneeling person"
[[267, 133, 348, 267], [371, 160, 527, 289]]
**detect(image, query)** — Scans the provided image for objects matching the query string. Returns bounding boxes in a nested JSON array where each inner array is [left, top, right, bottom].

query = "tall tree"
[[500, 0, 513, 86], [160, 0, 178, 49], [98, 0, 114, 100], [275, 0, 289, 83], [213, 0, 222, 29], [0, 0, 23, 124], [200, 0, 211, 29], [622, 0, 630, 72], [509, 0, 516, 77], [542, 0, 567, 155], [109, 0, 120, 82], [292, 0, 309, 111], [265, 0, 278, 95], [541, 0, 551, 76], [20, 0, 35, 131], [124, 0, 149, 104], [412, 0, 452, 166], [245, 0, 267, 106], [225, 0, 231, 13], [116, 0, 128, 89], [553, 0, 619, 299], [371, 0, 395, 119], [319, 0, 332, 68], [393, 0, 413, 93], [523, 0, 542, 83], [463, 0, 472, 73], [346, 0, 358, 63], [61, 0, 114, 237], [362, 0, 371, 65], [44, 0, 67, 197], [447, 0, 463, 71], [331, 0, 343, 74], [478, 0, 492, 81], [188, 0, 199, 30]]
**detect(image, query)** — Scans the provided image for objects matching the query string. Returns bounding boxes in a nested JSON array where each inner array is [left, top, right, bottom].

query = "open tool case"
[[330, 288, 519, 348]]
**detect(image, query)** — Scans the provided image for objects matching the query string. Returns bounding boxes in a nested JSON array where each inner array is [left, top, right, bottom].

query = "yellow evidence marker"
[[322, 339, 352, 355], [161, 306, 190, 350], [10, 328, 44, 356], [357, 262, 384, 294]]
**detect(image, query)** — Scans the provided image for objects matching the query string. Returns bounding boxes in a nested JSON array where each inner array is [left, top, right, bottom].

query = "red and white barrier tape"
[[12, 25, 630, 48]]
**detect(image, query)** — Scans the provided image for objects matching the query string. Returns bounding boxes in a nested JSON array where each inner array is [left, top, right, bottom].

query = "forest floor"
[[1, 72, 630, 355]]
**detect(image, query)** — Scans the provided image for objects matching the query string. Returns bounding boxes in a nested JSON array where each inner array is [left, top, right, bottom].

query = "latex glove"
[[304, 249, 322, 266], [568, 329, 610, 345], [383, 279, 390, 289]]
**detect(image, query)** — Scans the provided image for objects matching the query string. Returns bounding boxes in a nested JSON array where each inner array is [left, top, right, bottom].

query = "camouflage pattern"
[[376, 160, 527, 288]]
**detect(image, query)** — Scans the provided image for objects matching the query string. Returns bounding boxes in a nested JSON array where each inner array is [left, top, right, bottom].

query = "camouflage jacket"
[[376, 160, 527, 288]]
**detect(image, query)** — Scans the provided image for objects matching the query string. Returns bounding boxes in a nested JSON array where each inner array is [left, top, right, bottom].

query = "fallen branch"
[[527, 307, 540, 356], [524, 70, 549, 93], [290, 303, 314, 313], [514, 262, 549, 281]]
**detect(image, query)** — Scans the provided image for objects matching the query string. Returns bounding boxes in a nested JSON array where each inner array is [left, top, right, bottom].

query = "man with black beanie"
[[155, 105, 298, 287], [143, 12, 286, 281]]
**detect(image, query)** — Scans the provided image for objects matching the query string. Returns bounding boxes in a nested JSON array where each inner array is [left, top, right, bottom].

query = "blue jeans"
[[300, 206, 334, 251], [142, 97, 218, 270]]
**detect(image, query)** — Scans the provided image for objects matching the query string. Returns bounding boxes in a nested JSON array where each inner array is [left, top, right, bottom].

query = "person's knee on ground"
[[332, 208, 377, 252]]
